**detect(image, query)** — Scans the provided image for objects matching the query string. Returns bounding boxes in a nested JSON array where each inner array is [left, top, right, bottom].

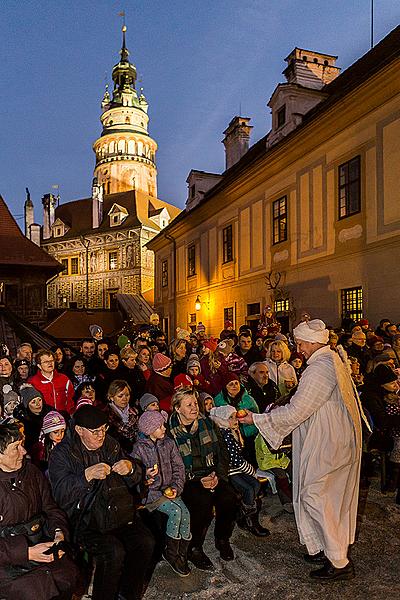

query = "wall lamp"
[[195, 295, 210, 311]]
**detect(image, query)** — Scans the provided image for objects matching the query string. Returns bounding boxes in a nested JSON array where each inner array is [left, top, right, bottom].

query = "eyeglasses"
[[84, 425, 109, 436]]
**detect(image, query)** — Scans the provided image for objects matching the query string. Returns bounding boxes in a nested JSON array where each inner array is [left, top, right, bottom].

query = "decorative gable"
[[108, 203, 129, 227], [148, 205, 170, 230]]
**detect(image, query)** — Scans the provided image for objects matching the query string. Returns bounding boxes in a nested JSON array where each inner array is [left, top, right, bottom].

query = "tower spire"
[[120, 24, 129, 63]]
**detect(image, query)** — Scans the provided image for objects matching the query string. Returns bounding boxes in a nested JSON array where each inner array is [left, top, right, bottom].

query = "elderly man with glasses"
[[48, 405, 155, 600]]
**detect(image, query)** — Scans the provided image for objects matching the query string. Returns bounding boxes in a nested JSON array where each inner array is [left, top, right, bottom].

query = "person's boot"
[[188, 546, 214, 571], [163, 536, 190, 577], [239, 503, 270, 537], [177, 537, 191, 576], [215, 538, 234, 561], [247, 510, 270, 537]]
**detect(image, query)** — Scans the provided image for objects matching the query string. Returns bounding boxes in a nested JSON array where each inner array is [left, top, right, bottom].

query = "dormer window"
[[51, 218, 68, 238], [108, 203, 129, 227], [277, 105, 286, 128]]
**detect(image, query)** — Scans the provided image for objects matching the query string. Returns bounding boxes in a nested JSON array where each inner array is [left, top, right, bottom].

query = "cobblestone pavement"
[[144, 479, 400, 600]]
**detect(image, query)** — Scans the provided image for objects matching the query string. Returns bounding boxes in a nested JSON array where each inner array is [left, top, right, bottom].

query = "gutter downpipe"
[[164, 233, 177, 340]]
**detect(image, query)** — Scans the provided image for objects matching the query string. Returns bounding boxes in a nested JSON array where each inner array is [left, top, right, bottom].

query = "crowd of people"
[[0, 309, 400, 599]]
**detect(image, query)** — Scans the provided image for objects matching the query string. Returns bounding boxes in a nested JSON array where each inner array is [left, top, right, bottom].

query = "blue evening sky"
[[1, 0, 399, 225]]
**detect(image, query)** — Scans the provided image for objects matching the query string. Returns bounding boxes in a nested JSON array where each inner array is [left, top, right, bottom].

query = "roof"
[[0, 195, 61, 270], [44, 189, 181, 241], [0, 307, 63, 355], [148, 24, 400, 246], [115, 293, 153, 323], [44, 309, 124, 341]]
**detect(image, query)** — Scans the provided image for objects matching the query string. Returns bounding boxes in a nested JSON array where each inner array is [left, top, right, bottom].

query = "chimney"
[[24, 187, 34, 238], [42, 194, 51, 239], [92, 178, 104, 229], [30, 224, 41, 246], [283, 48, 340, 90], [222, 116, 253, 171]]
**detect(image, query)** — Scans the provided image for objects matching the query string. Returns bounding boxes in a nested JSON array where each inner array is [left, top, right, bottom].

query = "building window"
[[70, 257, 79, 275], [275, 299, 290, 313], [277, 105, 286, 128], [162, 260, 168, 287], [108, 251, 118, 270], [272, 196, 287, 244], [224, 307, 234, 324], [341, 287, 363, 322], [222, 224, 233, 263], [112, 215, 119, 225], [338, 155, 361, 219], [187, 244, 196, 277], [61, 259, 68, 275], [247, 302, 260, 316]]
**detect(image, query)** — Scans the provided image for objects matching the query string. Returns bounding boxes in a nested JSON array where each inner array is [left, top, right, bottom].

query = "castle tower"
[[93, 25, 158, 196]]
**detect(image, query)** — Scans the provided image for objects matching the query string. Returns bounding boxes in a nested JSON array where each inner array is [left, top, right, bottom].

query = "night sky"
[[1, 0, 399, 227]]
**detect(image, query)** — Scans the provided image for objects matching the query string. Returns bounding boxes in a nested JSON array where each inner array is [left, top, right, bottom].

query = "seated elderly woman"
[[264, 340, 297, 397], [0, 420, 79, 600], [168, 389, 237, 571]]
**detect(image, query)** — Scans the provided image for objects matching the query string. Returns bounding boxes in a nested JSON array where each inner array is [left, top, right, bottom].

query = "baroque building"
[[25, 26, 180, 311], [148, 27, 400, 338]]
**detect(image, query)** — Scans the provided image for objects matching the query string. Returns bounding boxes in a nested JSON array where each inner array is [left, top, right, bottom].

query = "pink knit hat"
[[75, 397, 94, 411], [152, 352, 172, 373], [174, 373, 193, 391], [138, 410, 167, 435], [42, 411, 66, 435]]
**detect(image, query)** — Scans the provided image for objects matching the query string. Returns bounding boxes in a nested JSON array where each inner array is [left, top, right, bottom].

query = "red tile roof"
[[0, 195, 61, 270]]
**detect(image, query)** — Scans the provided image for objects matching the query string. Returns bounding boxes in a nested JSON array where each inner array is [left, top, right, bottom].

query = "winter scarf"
[[169, 411, 220, 474]]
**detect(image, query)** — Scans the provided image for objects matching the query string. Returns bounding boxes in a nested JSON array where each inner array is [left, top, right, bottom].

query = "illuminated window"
[[275, 299, 290, 313], [341, 287, 363, 322], [338, 156, 361, 219], [224, 307, 234, 323], [70, 257, 79, 275], [108, 251, 118, 270], [272, 196, 287, 244], [223, 225, 233, 263]]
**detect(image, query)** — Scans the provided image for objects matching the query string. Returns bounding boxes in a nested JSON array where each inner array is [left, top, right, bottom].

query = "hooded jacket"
[[131, 435, 185, 505]]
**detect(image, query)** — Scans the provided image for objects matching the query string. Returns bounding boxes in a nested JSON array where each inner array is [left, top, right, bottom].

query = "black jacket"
[[245, 377, 279, 413], [234, 345, 263, 367], [48, 429, 143, 538]]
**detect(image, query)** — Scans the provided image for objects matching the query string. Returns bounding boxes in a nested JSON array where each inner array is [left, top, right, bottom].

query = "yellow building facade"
[[148, 27, 400, 338]]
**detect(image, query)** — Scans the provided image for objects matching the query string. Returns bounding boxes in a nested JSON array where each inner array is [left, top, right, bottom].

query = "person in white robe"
[[239, 319, 368, 581]]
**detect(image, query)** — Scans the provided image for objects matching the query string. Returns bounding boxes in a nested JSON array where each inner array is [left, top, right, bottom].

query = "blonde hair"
[[120, 347, 137, 361], [171, 338, 187, 359], [107, 379, 131, 402], [266, 340, 291, 362], [171, 388, 198, 412]]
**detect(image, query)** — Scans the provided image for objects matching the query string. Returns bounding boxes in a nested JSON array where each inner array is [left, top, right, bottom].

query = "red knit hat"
[[174, 373, 193, 391], [225, 372, 240, 383], [203, 338, 218, 353], [152, 352, 172, 373], [368, 335, 383, 347], [224, 320, 233, 328]]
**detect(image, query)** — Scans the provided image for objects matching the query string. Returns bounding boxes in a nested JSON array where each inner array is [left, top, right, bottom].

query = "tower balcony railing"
[[95, 153, 156, 167]]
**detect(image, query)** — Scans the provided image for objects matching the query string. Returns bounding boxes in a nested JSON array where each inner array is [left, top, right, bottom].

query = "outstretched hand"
[[237, 411, 255, 425]]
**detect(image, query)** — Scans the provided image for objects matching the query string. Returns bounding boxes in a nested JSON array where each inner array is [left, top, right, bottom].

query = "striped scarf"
[[169, 412, 220, 474]]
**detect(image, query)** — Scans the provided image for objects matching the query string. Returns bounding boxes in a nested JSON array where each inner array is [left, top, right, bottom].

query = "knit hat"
[[139, 393, 159, 411], [293, 319, 329, 344], [217, 339, 234, 356], [224, 320, 233, 329], [196, 322, 206, 333], [374, 364, 398, 385], [89, 324, 103, 338], [176, 328, 191, 341], [203, 338, 218, 353], [138, 410, 167, 435], [42, 411, 66, 435], [75, 397, 94, 410], [152, 352, 172, 374], [174, 373, 193, 391], [74, 405, 107, 429], [358, 319, 369, 327], [290, 351, 304, 362], [187, 354, 201, 371], [209, 405, 236, 428], [20, 385, 43, 408], [14, 359, 30, 369], [226, 372, 240, 383], [117, 335, 131, 350], [368, 335, 384, 347]]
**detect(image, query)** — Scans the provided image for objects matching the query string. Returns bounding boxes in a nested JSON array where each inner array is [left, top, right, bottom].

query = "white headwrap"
[[209, 405, 236, 428], [293, 319, 329, 344]]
